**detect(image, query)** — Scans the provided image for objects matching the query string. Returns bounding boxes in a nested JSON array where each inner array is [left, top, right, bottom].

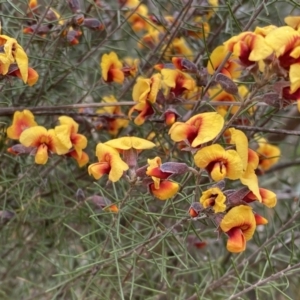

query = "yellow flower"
[[200, 187, 226, 213], [169, 112, 224, 147], [220, 205, 256, 253], [7, 110, 37, 140], [264, 26, 300, 93], [161, 68, 196, 97], [223, 31, 273, 67], [54, 116, 87, 156], [88, 143, 129, 182], [19, 126, 68, 164], [207, 45, 241, 79], [0, 34, 29, 83], [243, 187, 277, 208], [132, 73, 162, 103], [100, 52, 124, 84], [256, 137, 280, 171], [149, 180, 179, 200], [194, 144, 243, 181]]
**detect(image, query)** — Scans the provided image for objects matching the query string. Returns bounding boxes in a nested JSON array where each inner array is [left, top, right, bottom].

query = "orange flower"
[[19, 126, 68, 164], [169, 112, 224, 147], [146, 156, 181, 200], [8, 66, 39, 86], [200, 187, 226, 213], [243, 188, 277, 208], [256, 137, 280, 171], [0, 34, 29, 83], [7, 110, 38, 140], [100, 52, 124, 84], [88, 143, 129, 182], [96, 95, 129, 136], [149, 180, 179, 200], [161, 68, 196, 96], [223, 32, 273, 67], [54, 116, 87, 157], [126, 4, 152, 32], [207, 45, 241, 79], [264, 26, 300, 93], [220, 205, 256, 253], [194, 144, 243, 181], [146, 156, 173, 188], [68, 149, 89, 167]]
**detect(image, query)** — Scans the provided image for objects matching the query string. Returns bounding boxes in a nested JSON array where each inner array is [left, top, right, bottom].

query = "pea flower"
[[146, 157, 183, 201], [105, 137, 156, 179], [100, 52, 124, 84], [207, 45, 241, 79], [88, 143, 129, 182], [149, 180, 180, 201], [220, 205, 256, 253], [7, 64, 39, 86], [243, 188, 277, 208], [0, 34, 29, 83], [68, 149, 89, 167], [54, 116, 88, 157], [7, 110, 37, 140], [223, 31, 273, 67], [169, 112, 224, 148], [256, 137, 280, 171], [161, 68, 196, 97], [126, 4, 152, 32], [19, 126, 68, 164], [200, 187, 226, 213], [129, 73, 162, 125], [194, 144, 244, 181], [264, 26, 300, 93]]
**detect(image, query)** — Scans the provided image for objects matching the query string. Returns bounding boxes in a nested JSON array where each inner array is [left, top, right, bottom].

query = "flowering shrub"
[[1, 0, 300, 299]]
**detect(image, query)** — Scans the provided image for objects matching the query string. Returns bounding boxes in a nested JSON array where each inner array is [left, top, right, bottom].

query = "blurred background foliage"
[[0, 0, 300, 299]]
